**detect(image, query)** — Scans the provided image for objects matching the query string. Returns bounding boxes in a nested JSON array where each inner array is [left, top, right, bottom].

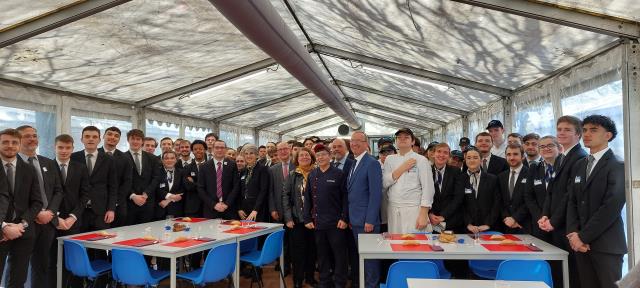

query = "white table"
[[56, 219, 283, 288], [358, 234, 568, 288], [407, 278, 550, 288]]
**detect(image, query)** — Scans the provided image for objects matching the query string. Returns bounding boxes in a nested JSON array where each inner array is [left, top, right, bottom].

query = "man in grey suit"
[[269, 141, 294, 276]]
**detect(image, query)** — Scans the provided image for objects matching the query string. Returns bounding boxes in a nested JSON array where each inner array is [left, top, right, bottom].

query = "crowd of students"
[[0, 113, 626, 288]]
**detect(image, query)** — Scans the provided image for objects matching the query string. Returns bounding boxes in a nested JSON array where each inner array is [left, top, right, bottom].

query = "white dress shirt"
[[587, 147, 610, 176], [491, 141, 507, 158], [383, 150, 435, 208]]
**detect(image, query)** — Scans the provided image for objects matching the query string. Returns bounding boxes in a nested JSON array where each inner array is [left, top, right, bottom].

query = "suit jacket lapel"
[[349, 155, 366, 187], [92, 153, 104, 176], [585, 150, 611, 187]]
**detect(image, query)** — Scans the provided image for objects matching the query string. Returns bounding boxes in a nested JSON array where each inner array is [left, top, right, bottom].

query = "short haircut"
[[287, 140, 296, 145], [557, 115, 582, 136], [162, 150, 177, 159], [205, 133, 218, 140], [506, 143, 524, 155], [303, 138, 314, 144], [0, 128, 22, 139], [540, 135, 561, 148], [413, 138, 421, 147], [292, 141, 304, 148], [214, 140, 226, 148], [190, 140, 206, 150], [508, 132, 523, 140], [160, 137, 173, 143], [267, 142, 276, 146], [434, 142, 450, 151], [126, 129, 144, 139], [105, 126, 122, 136], [82, 125, 101, 136], [180, 139, 191, 146], [352, 130, 369, 141], [258, 145, 266, 149], [294, 147, 316, 167], [522, 133, 540, 143], [583, 114, 618, 142], [55, 134, 74, 144], [143, 137, 157, 147], [16, 125, 35, 132], [241, 144, 258, 155], [475, 131, 492, 142]]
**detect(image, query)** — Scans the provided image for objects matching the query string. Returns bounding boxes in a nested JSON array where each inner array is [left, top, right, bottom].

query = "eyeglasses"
[[539, 144, 558, 150]]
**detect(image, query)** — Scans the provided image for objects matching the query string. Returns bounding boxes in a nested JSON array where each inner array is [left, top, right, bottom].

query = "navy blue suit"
[[347, 153, 382, 288]]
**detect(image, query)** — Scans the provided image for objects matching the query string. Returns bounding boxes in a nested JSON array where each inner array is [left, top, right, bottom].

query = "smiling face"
[[143, 139, 157, 154], [556, 121, 581, 147], [433, 146, 450, 168], [539, 138, 560, 163], [505, 147, 523, 168], [523, 138, 539, 158], [297, 150, 312, 168], [395, 132, 414, 150], [0, 134, 20, 160], [18, 127, 38, 155], [104, 130, 121, 148], [465, 150, 481, 171], [350, 132, 368, 156], [128, 135, 143, 151], [162, 152, 177, 169], [475, 135, 492, 154]]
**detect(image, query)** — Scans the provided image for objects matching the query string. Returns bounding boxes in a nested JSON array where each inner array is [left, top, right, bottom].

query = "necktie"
[[333, 161, 340, 168], [86, 154, 93, 176], [545, 163, 554, 183], [469, 171, 479, 198], [197, 162, 203, 172], [437, 170, 443, 187], [282, 163, 289, 179], [106, 151, 113, 156], [60, 163, 67, 183], [134, 152, 141, 175], [509, 170, 516, 198], [348, 159, 358, 182], [482, 158, 488, 171], [216, 161, 223, 200], [167, 170, 173, 183], [208, 153, 213, 161], [5, 163, 14, 193], [28, 156, 48, 208], [586, 155, 596, 179]]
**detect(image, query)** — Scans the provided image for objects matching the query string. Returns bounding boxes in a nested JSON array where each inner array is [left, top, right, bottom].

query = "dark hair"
[[475, 131, 492, 142], [434, 143, 450, 151], [286, 140, 296, 145], [55, 134, 74, 144], [105, 126, 122, 136], [162, 150, 177, 160], [463, 145, 478, 154], [557, 115, 583, 136], [294, 147, 316, 167], [205, 133, 218, 141], [16, 125, 35, 132], [413, 138, 421, 147], [303, 138, 314, 145], [160, 137, 173, 144], [292, 141, 304, 148], [258, 145, 266, 149], [126, 129, 144, 139], [583, 114, 618, 142], [180, 139, 190, 146], [507, 133, 523, 140], [522, 133, 540, 143], [506, 143, 524, 155], [214, 140, 227, 148], [191, 140, 206, 150], [82, 126, 101, 136], [143, 137, 157, 147], [0, 128, 22, 139]]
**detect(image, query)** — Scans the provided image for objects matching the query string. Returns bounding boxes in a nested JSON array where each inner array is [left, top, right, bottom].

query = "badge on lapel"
[[574, 176, 581, 183], [42, 167, 48, 172], [160, 183, 166, 188], [534, 179, 542, 186], [465, 188, 473, 194], [191, 172, 196, 176], [520, 178, 527, 184]]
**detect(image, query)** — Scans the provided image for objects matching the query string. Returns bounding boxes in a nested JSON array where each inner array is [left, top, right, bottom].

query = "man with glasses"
[[198, 140, 240, 219], [526, 135, 560, 242]]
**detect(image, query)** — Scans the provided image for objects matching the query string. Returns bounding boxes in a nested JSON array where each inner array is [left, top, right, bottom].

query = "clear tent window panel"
[[184, 126, 212, 143], [0, 105, 56, 158], [71, 115, 132, 153], [145, 119, 179, 149], [513, 102, 556, 137]]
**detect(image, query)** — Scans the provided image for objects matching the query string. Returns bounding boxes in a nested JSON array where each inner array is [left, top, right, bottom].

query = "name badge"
[[520, 178, 527, 184], [408, 166, 417, 173], [465, 188, 473, 194], [241, 176, 246, 180], [159, 183, 166, 188], [190, 172, 196, 176], [42, 167, 48, 172], [534, 179, 542, 186], [574, 176, 581, 183], [327, 179, 335, 183]]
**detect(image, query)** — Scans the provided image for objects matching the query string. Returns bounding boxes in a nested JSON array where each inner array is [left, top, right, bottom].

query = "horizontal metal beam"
[[312, 44, 512, 97], [214, 89, 310, 121], [363, 118, 430, 137], [294, 122, 344, 137], [354, 109, 434, 132], [280, 115, 340, 135], [335, 80, 469, 116], [255, 104, 328, 130], [346, 97, 447, 126], [0, 0, 132, 48], [136, 58, 277, 107], [451, 0, 640, 39]]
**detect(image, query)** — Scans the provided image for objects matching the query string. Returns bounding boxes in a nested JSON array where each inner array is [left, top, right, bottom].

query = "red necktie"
[[283, 163, 289, 179], [216, 161, 223, 200]]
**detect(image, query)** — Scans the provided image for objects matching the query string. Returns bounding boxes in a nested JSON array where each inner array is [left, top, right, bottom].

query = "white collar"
[[85, 150, 97, 157], [1, 158, 18, 167], [56, 158, 70, 166], [590, 147, 610, 162], [18, 152, 34, 162], [562, 143, 578, 156], [510, 164, 524, 174], [354, 151, 366, 162]]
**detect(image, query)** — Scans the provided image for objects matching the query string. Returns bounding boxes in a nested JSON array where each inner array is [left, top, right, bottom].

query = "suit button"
[[581, 201, 585, 205]]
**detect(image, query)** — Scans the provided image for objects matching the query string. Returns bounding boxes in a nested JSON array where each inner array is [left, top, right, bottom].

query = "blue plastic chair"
[[111, 248, 170, 287], [240, 230, 285, 288], [380, 261, 440, 288], [177, 242, 237, 286], [240, 237, 258, 255], [468, 231, 504, 279], [496, 260, 553, 288], [63, 240, 112, 288]]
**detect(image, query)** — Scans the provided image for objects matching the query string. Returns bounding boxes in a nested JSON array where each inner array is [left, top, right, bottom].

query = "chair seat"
[[239, 250, 262, 266], [380, 284, 387, 288], [89, 260, 112, 277], [177, 268, 203, 282], [149, 269, 171, 284]]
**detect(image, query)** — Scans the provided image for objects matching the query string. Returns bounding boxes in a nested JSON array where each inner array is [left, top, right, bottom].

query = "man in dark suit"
[[331, 138, 354, 173], [268, 141, 295, 275], [70, 126, 117, 232], [183, 140, 207, 218], [99, 126, 132, 228], [347, 131, 382, 288], [16, 125, 64, 288], [498, 143, 530, 234], [124, 129, 160, 224], [204, 133, 218, 161], [462, 147, 501, 234], [176, 140, 193, 169], [567, 115, 626, 288], [429, 143, 465, 233], [155, 151, 186, 219], [0, 128, 43, 287], [524, 135, 560, 243], [539, 116, 587, 288], [198, 140, 240, 219], [475, 132, 509, 175], [143, 137, 158, 156]]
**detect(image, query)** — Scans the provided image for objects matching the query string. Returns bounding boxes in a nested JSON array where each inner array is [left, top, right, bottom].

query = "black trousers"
[[316, 228, 348, 288], [575, 250, 623, 288], [80, 209, 110, 232], [30, 223, 56, 288], [550, 228, 579, 288], [126, 203, 155, 225], [0, 228, 35, 288], [112, 203, 128, 228], [290, 224, 316, 285]]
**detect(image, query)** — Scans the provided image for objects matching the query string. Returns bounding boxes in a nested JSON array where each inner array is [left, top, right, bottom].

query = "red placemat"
[[163, 239, 214, 248], [224, 227, 264, 234], [389, 234, 428, 240], [173, 217, 208, 223], [390, 244, 433, 252], [480, 234, 521, 241], [113, 238, 158, 247], [221, 220, 256, 226], [482, 244, 538, 252], [71, 233, 116, 241]]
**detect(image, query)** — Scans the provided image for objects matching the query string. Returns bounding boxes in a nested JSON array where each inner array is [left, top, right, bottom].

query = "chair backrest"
[[496, 260, 553, 288], [240, 237, 258, 254], [111, 248, 154, 286], [385, 261, 440, 288], [479, 231, 502, 235], [256, 230, 284, 266], [198, 242, 238, 283], [63, 240, 95, 278]]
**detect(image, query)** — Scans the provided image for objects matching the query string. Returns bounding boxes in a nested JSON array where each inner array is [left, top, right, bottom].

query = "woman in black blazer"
[[462, 147, 501, 234], [237, 144, 270, 222]]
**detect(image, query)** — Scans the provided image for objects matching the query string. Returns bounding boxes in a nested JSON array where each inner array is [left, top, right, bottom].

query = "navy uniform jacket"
[[303, 166, 348, 230]]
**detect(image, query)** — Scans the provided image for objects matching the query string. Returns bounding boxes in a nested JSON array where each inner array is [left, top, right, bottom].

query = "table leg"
[[359, 255, 364, 288], [57, 240, 62, 288], [562, 257, 570, 288], [170, 257, 177, 288], [234, 239, 240, 288], [280, 242, 285, 288]]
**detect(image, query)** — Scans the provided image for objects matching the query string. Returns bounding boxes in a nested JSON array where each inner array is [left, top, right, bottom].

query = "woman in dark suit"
[[462, 147, 501, 234], [282, 147, 317, 288], [237, 144, 270, 222]]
